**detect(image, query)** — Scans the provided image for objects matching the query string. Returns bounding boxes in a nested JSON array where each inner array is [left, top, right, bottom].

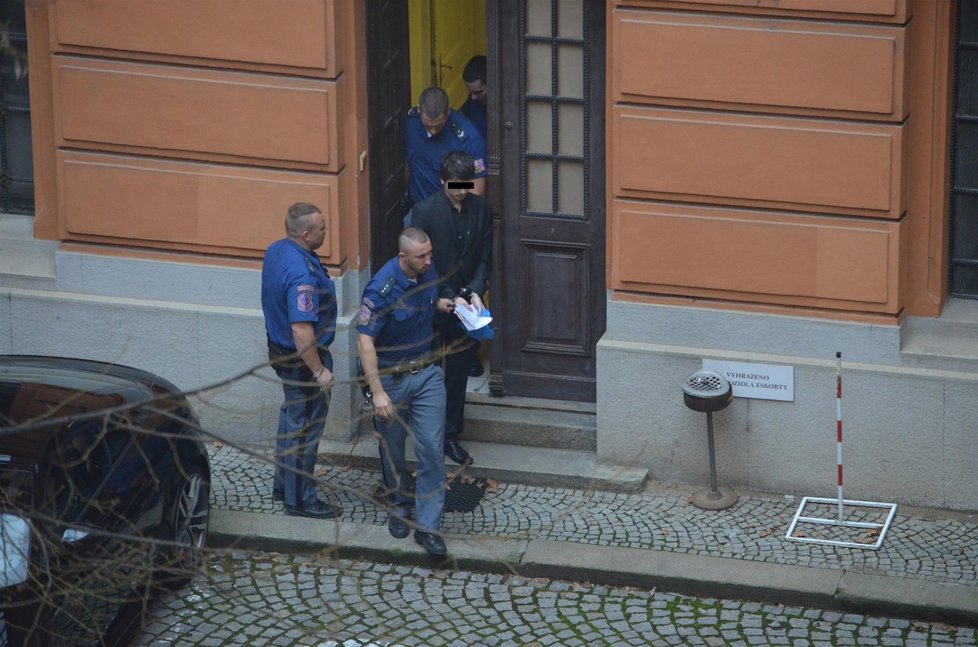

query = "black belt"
[[378, 356, 436, 379]]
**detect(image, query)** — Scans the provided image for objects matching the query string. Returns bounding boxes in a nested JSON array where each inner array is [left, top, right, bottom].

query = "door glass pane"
[[0, 2, 33, 214], [557, 103, 583, 156], [557, 44, 583, 98], [527, 102, 553, 154], [526, 1, 551, 37], [952, 194, 978, 259], [527, 160, 553, 213], [557, 0, 584, 40], [557, 161, 584, 215], [953, 121, 978, 189], [959, 50, 978, 117], [527, 43, 552, 95]]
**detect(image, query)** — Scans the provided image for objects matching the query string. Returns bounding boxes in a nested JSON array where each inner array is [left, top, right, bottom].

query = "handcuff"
[[457, 287, 474, 302]]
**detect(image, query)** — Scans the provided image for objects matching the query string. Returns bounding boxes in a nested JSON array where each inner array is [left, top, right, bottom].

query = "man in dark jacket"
[[411, 151, 493, 466]]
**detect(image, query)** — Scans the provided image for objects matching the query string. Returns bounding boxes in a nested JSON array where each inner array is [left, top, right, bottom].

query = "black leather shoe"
[[414, 531, 447, 556], [285, 499, 340, 519], [388, 514, 410, 539], [272, 489, 284, 503], [444, 438, 472, 465], [467, 355, 484, 377]]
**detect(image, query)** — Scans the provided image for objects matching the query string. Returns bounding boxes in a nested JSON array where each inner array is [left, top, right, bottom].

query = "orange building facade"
[[4, 0, 976, 510]]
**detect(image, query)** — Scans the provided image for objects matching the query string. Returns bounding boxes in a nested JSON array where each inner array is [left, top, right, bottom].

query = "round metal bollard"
[[682, 370, 738, 510]]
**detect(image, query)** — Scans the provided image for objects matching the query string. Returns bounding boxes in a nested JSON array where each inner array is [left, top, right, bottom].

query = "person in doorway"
[[405, 86, 486, 210], [411, 151, 493, 467], [459, 55, 487, 140], [357, 227, 456, 556], [261, 202, 341, 519]]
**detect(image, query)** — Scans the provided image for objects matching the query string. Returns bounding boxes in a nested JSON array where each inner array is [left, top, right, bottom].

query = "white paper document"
[[454, 304, 493, 331]]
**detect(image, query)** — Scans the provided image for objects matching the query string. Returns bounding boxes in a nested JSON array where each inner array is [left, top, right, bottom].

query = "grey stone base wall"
[[0, 248, 367, 446], [597, 300, 978, 511]]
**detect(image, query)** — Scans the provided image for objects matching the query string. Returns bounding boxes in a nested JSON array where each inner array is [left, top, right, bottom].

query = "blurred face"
[[442, 178, 470, 209], [399, 238, 433, 279], [420, 110, 449, 137], [465, 79, 487, 105], [302, 212, 327, 251]]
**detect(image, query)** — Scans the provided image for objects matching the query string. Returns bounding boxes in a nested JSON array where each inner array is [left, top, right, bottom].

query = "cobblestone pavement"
[[136, 551, 978, 647], [209, 444, 978, 586]]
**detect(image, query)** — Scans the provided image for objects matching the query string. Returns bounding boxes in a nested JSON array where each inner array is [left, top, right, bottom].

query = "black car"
[[0, 356, 210, 646]]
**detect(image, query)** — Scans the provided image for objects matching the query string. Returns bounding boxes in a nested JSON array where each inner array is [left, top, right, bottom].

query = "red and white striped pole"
[[835, 351, 845, 521]]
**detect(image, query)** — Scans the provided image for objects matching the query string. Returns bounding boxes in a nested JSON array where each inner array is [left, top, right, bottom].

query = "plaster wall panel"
[[943, 381, 978, 510], [616, 0, 909, 22], [53, 57, 343, 169], [57, 151, 346, 263], [614, 11, 908, 119], [612, 107, 905, 218], [596, 337, 964, 508], [50, 0, 342, 75], [611, 201, 903, 313]]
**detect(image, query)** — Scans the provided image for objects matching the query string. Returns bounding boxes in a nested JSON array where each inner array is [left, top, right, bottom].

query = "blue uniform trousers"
[[374, 364, 446, 533], [273, 352, 331, 508]]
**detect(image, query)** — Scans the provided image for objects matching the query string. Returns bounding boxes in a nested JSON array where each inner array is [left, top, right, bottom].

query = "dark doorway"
[[488, 0, 606, 402], [366, 0, 411, 272], [950, 0, 978, 298]]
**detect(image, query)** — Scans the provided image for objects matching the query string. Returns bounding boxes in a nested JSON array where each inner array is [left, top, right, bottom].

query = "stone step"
[[356, 393, 597, 451], [318, 437, 648, 493], [901, 300, 978, 371], [0, 213, 57, 280], [461, 394, 596, 451]]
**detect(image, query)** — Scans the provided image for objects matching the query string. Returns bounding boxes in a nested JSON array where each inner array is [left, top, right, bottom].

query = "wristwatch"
[[457, 287, 473, 302]]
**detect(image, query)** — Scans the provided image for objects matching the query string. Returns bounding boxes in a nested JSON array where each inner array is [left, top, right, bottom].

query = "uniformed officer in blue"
[[261, 202, 340, 519], [357, 227, 455, 556], [405, 86, 487, 207]]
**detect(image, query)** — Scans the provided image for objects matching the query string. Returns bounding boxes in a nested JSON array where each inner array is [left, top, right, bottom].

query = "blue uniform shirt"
[[356, 256, 439, 362], [405, 107, 487, 203], [460, 97, 487, 140], [261, 238, 337, 350]]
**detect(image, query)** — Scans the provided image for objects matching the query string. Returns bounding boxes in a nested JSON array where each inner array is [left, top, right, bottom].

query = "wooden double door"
[[366, 0, 605, 402]]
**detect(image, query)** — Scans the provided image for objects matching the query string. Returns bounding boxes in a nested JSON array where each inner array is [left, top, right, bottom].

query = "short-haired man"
[[261, 202, 340, 519], [405, 86, 486, 207], [411, 151, 493, 466], [357, 228, 455, 556], [460, 55, 487, 140]]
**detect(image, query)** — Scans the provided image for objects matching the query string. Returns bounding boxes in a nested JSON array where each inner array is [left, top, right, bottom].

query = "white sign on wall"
[[702, 359, 794, 402]]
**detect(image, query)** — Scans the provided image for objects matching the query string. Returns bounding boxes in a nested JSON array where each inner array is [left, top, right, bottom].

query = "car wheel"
[[155, 462, 209, 591]]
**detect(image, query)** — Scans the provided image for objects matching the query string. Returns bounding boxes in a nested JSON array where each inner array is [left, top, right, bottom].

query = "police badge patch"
[[358, 299, 373, 325], [296, 285, 315, 313]]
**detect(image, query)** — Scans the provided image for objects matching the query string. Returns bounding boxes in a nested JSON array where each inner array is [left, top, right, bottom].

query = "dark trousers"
[[436, 320, 476, 441], [272, 350, 331, 508]]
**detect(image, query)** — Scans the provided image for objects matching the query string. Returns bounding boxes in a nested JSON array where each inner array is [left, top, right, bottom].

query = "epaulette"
[[378, 275, 397, 298], [450, 120, 466, 140], [303, 256, 319, 275], [407, 106, 420, 118]]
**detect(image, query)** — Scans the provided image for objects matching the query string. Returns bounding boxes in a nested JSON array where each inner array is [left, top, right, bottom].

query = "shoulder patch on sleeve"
[[297, 292, 314, 313], [357, 303, 371, 325], [473, 158, 486, 174]]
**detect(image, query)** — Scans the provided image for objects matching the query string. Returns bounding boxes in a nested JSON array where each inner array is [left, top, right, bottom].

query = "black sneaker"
[[388, 514, 410, 539], [285, 499, 341, 519], [414, 531, 447, 556]]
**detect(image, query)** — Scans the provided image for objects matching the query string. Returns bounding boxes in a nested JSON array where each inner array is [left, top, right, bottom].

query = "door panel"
[[367, 0, 412, 271], [491, 0, 606, 401], [431, 0, 486, 107]]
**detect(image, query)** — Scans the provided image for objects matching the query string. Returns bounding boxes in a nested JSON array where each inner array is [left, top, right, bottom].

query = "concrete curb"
[[208, 509, 978, 627]]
